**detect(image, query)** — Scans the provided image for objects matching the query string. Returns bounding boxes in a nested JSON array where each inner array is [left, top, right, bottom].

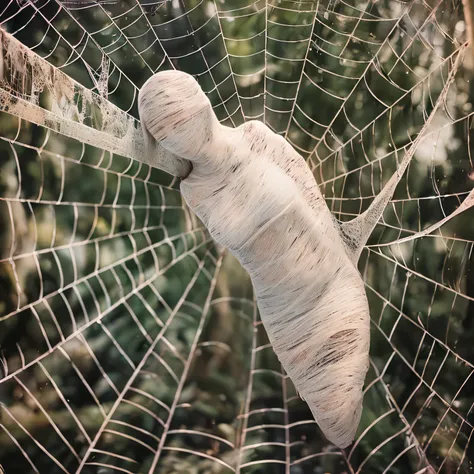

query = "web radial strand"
[[1, 0, 474, 473]]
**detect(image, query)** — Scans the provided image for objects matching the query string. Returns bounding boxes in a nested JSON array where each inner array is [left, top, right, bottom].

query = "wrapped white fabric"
[[138, 70, 371, 448]]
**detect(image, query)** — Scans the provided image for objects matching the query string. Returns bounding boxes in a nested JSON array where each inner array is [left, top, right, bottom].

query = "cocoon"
[[139, 70, 371, 448]]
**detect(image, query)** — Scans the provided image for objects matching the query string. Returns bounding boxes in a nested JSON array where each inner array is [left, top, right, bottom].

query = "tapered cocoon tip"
[[306, 387, 364, 448], [288, 338, 368, 449], [257, 252, 370, 450], [300, 329, 369, 448]]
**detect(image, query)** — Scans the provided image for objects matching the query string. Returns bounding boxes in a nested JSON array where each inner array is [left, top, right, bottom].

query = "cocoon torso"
[[180, 119, 370, 448]]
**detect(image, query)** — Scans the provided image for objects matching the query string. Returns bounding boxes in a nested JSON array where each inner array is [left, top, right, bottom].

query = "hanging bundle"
[[138, 69, 459, 448]]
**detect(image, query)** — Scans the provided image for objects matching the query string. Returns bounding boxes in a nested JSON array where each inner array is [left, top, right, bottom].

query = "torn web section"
[[0, 24, 143, 162], [71, 0, 249, 127], [53, 0, 173, 116], [0, 20, 189, 176], [0, 0, 147, 116]]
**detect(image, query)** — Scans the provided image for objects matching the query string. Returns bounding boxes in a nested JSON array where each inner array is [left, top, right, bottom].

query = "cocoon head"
[[138, 70, 217, 160]]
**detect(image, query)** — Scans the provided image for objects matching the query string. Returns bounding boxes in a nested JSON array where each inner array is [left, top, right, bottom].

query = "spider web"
[[0, 0, 473, 473]]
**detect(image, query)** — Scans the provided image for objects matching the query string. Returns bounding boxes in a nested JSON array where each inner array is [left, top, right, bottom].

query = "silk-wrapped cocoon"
[[139, 70, 370, 448]]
